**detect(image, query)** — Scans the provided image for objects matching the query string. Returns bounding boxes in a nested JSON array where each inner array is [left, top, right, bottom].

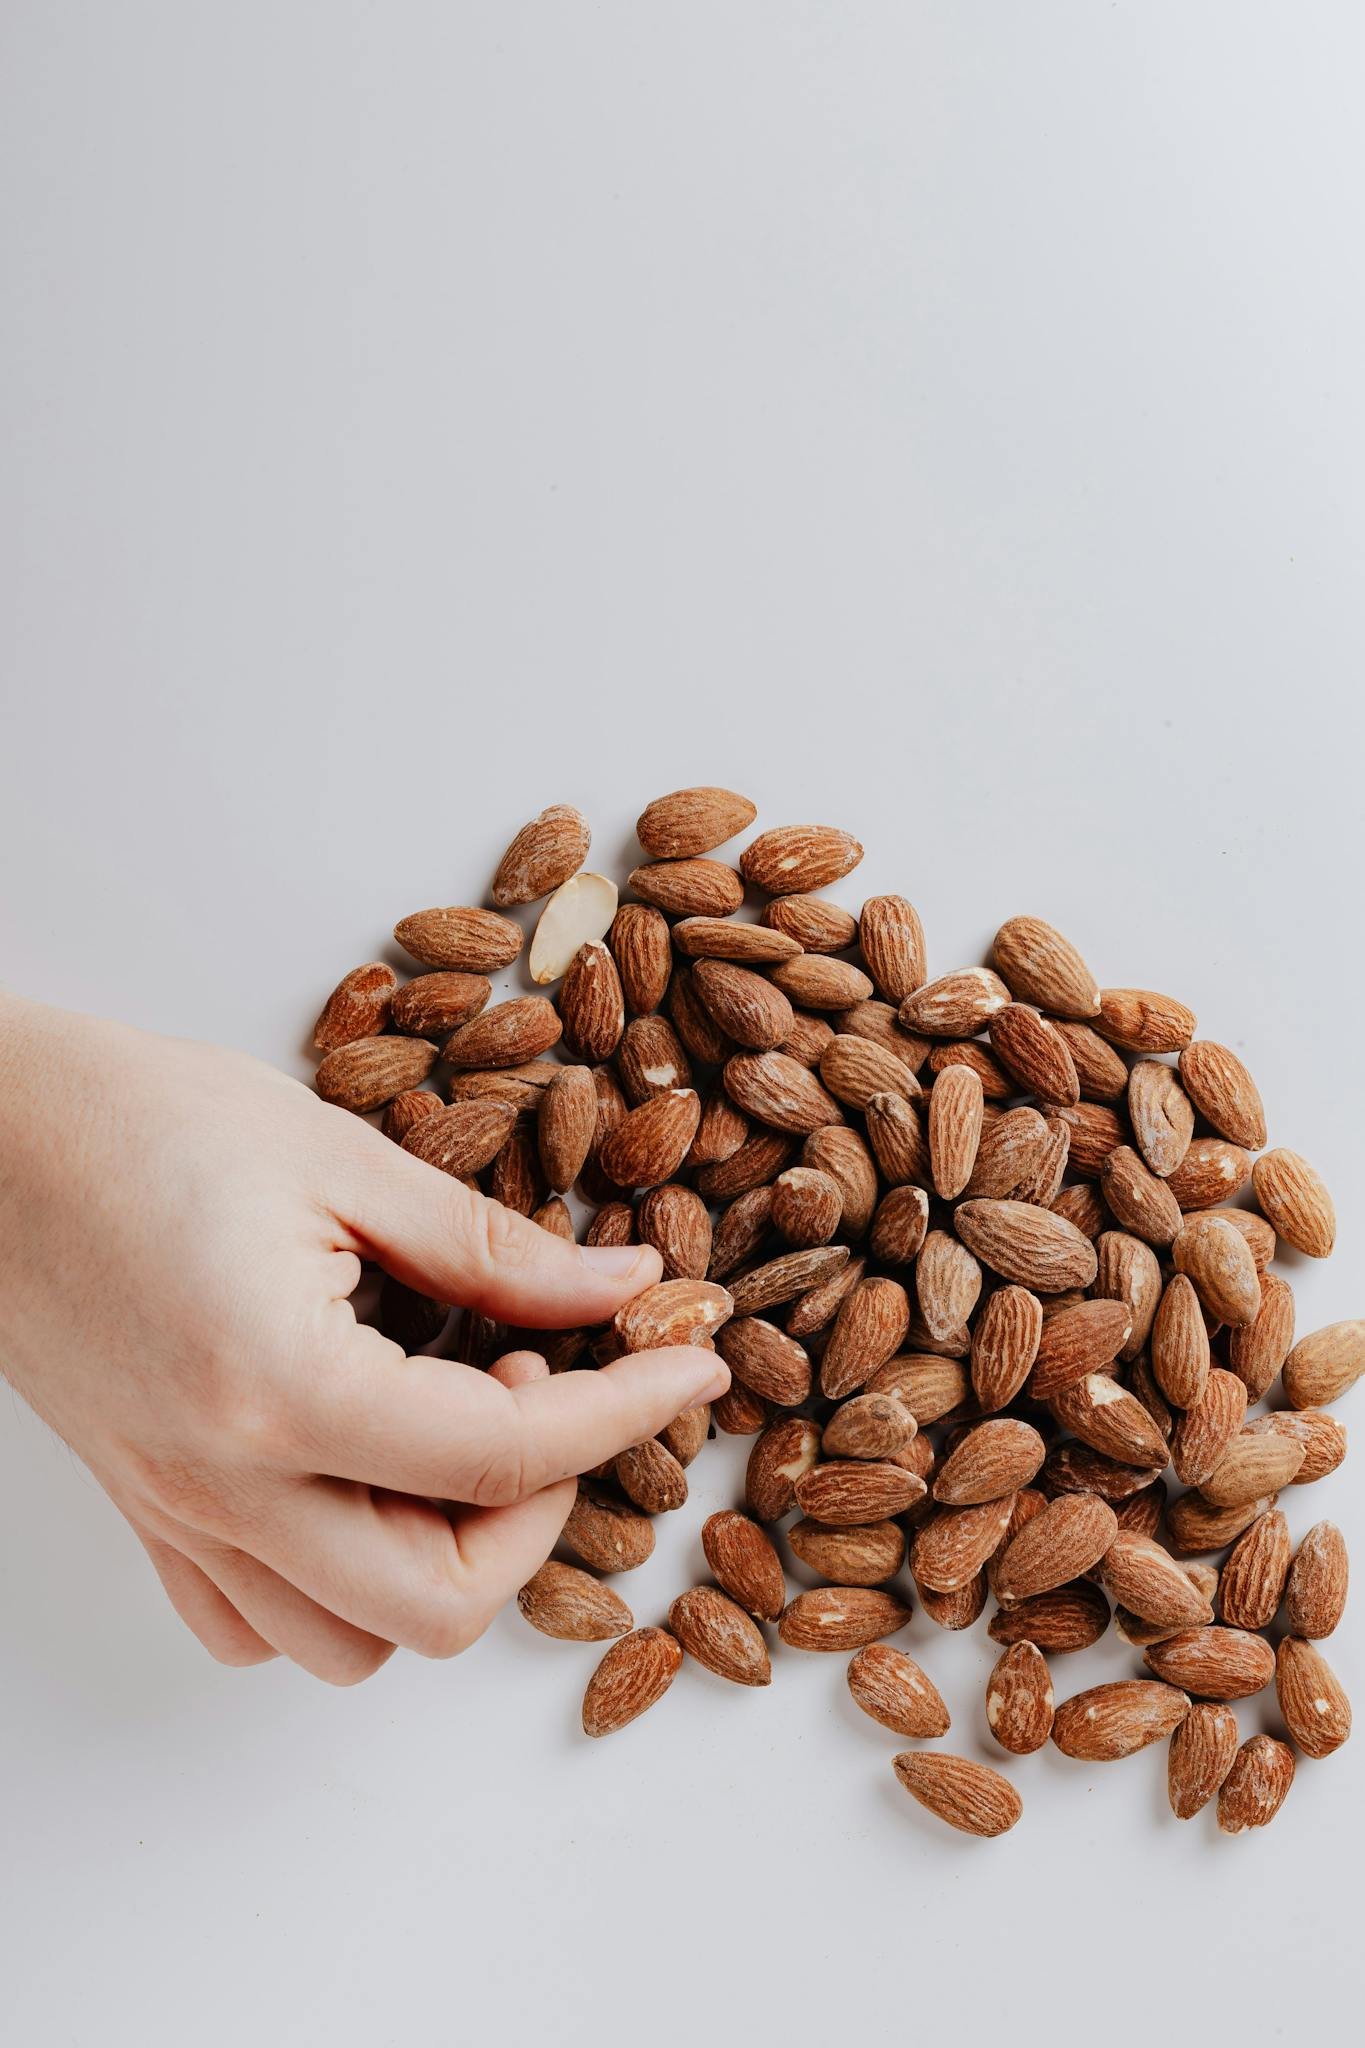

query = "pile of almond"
[[312, 790, 1358, 1838]]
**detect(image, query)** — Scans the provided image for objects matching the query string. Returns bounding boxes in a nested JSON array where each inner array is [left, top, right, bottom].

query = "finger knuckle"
[[479, 1197, 537, 1278], [466, 1427, 529, 1510]]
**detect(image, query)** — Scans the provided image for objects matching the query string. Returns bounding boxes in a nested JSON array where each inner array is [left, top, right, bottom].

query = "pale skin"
[[0, 995, 729, 1682]]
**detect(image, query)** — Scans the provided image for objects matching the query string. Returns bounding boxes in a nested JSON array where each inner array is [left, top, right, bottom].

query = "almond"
[[795, 1460, 925, 1527], [1166, 1137, 1251, 1212], [635, 786, 757, 859], [1284, 1522, 1349, 1638], [1226, 1271, 1296, 1401], [714, 1375, 770, 1434], [668, 1586, 771, 1686], [390, 970, 491, 1038], [315, 1031, 441, 1112], [869, 1185, 931, 1266], [608, 902, 673, 1013], [1100, 1532, 1214, 1629], [837, 998, 931, 1070], [700, 1510, 786, 1620], [745, 1415, 823, 1521], [1052, 1679, 1190, 1760], [964, 1107, 1051, 1200], [1282, 1319, 1365, 1408], [1127, 1060, 1194, 1178], [864, 1090, 931, 1187], [671, 915, 800, 963], [917, 1574, 989, 1630], [558, 941, 625, 1061], [1053, 1102, 1128, 1179], [636, 1183, 712, 1281], [1170, 1367, 1249, 1487], [761, 893, 859, 953], [781, 1012, 836, 1067], [911, 1496, 1018, 1593], [771, 1166, 843, 1247], [847, 1645, 948, 1735], [787, 1252, 868, 1339], [394, 904, 524, 973], [928, 1062, 986, 1199], [986, 1641, 1055, 1754], [695, 1131, 793, 1203], [1219, 1508, 1291, 1630], [669, 964, 737, 1066], [1245, 1407, 1348, 1483], [1095, 988, 1196, 1054], [1200, 1430, 1305, 1508], [1252, 1147, 1337, 1258], [1029, 1298, 1132, 1399], [716, 1317, 812, 1405], [993, 1493, 1119, 1603], [615, 1277, 732, 1352], [915, 1231, 982, 1347], [1172, 1213, 1260, 1328], [450, 1060, 560, 1112], [933, 1039, 1018, 1102], [615, 1437, 688, 1514], [954, 1199, 1098, 1292], [1217, 1735, 1294, 1833], [1166, 1490, 1275, 1558], [728, 1244, 851, 1318], [1049, 1375, 1169, 1467], [769, 956, 873, 1014], [536, 1064, 598, 1192], [891, 1753, 1022, 1837], [989, 1004, 1080, 1106], [859, 896, 927, 1002], [488, 1124, 544, 1214], [401, 1098, 517, 1177], [1205, 1206, 1277, 1271], [444, 995, 563, 1070], [1089, 1233, 1162, 1363], [581, 1627, 682, 1736], [1150, 1273, 1211, 1409], [971, 1286, 1044, 1411], [992, 915, 1100, 1018], [1044, 1446, 1164, 1502], [1100, 1146, 1183, 1246], [818, 1035, 920, 1111], [987, 1581, 1111, 1654], [934, 1420, 1045, 1506], [517, 1561, 632, 1641], [491, 803, 590, 905], [1168, 1701, 1240, 1818], [1054, 1020, 1130, 1102], [823, 1392, 917, 1462], [693, 958, 794, 1050], [527, 871, 620, 984], [561, 1484, 656, 1574], [382, 1089, 443, 1143], [658, 1402, 711, 1468], [628, 858, 744, 918], [689, 1087, 750, 1167], [1143, 1625, 1276, 1701], [820, 1277, 912, 1398], [899, 967, 1012, 1039], [788, 1518, 907, 1586], [779, 1586, 911, 1651], [1178, 1040, 1268, 1149], [723, 1050, 844, 1135], [312, 962, 398, 1051], [707, 1186, 777, 1280], [802, 1125, 879, 1236], [741, 824, 863, 896], [585, 1202, 635, 1248], [600, 1088, 702, 1188], [870, 1354, 970, 1426]]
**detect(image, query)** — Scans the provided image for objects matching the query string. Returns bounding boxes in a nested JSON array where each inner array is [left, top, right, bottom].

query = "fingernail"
[[579, 1244, 655, 1279]]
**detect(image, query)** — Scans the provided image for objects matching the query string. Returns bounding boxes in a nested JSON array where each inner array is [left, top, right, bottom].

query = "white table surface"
[[3, 5, 1363, 2043]]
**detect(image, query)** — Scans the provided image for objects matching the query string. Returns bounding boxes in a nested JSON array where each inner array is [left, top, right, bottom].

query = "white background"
[[3, 4, 1363, 2043]]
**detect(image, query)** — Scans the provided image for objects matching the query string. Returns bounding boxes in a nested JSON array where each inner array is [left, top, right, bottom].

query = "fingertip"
[[578, 1243, 663, 1288]]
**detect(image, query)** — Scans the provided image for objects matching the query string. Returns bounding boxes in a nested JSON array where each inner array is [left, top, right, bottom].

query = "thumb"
[[332, 1119, 664, 1327]]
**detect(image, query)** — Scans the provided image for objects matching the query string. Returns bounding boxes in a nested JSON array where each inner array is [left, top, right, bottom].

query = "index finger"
[[289, 1324, 729, 1505]]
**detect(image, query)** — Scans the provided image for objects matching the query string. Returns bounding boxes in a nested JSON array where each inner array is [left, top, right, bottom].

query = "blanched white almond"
[[529, 872, 619, 983]]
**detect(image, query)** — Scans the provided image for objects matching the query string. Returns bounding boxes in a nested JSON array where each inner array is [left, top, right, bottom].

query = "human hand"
[[0, 996, 727, 1682]]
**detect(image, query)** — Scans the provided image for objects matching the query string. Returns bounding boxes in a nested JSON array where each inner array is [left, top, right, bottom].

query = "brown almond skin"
[[616, 1014, 692, 1104], [729, 1244, 851, 1318], [1199, 1431, 1305, 1508], [1052, 1680, 1190, 1760], [401, 1099, 517, 1178], [559, 941, 625, 1062], [847, 1645, 948, 1736], [1095, 988, 1196, 1054], [1049, 1375, 1169, 1468], [859, 896, 927, 1003], [628, 858, 745, 918], [1170, 1368, 1249, 1487], [891, 1753, 1022, 1837], [313, 962, 398, 1051], [1094, 1231, 1162, 1363], [600, 1088, 702, 1190], [609, 902, 673, 1013], [701, 1510, 787, 1621], [1029, 1298, 1132, 1400], [1100, 1532, 1213, 1630], [615, 1438, 688, 1515], [560, 1484, 656, 1574], [987, 1581, 1111, 1654], [1143, 1625, 1276, 1702], [517, 1561, 632, 1642], [745, 1416, 823, 1522], [1252, 1147, 1337, 1258], [992, 916, 1100, 1019], [1168, 1701, 1240, 1818], [1282, 1320, 1365, 1408], [953, 1200, 1098, 1292], [1218, 1736, 1294, 1833], [795, 1460, 924, 1527], [668, 1586, 772, 1686], [635, 786, 756, 859], [1275, 1636, 1352, 1758], [787, 1518, 906, 1587], [381, 1089, 443, 1143], [762, 894, 859, 953], [910, 1496, 1018, 1594], [986, 1641, 1055, 1754], [823, 1392, 917, 1462], [444, 995, 563, 1071], [316, 1034, 440, 1113], [778, 1586, 911, 1651], [933, 1420, 1046, 1506], [1100, 1146, 1183, 1247], [971, 1286, 1044, 1412], [491, 803, 590, 905], [820, 1277, 912, 1400], [994, 1494, 1119, 1604], [1284, 1521, 1349, 1639], [771, 1166, 844, 1247], [928, 1062, 986, 1199], [1173, 1213, 1261, 1328], [723, 1051, 845, 1137], [917, 1574, 989, 1631], [804, 1125, 879, 1238], [394, 905, 524, 972], [1127, 1060, 1194, 1178], [899, 968, 1011, 1039], [582, 1628, 682, 1737], [741, 824, 863, 896], [1219, 1509, 1291, 1630], [1167, 1137, 1252, 1212], [1227, 1272, 1296, 1402], [989, 1004, 1080, 1106], [1166, 1491, 1276, 1558], [716, 1318, 812, 1406], [1179, 1040, 1267, 1149], [1246, 1408, 1347, 1485], [637, 1183, 711, 1281], [1150, 1273, 1211, 1410], [693, 959, 795, 1052]]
